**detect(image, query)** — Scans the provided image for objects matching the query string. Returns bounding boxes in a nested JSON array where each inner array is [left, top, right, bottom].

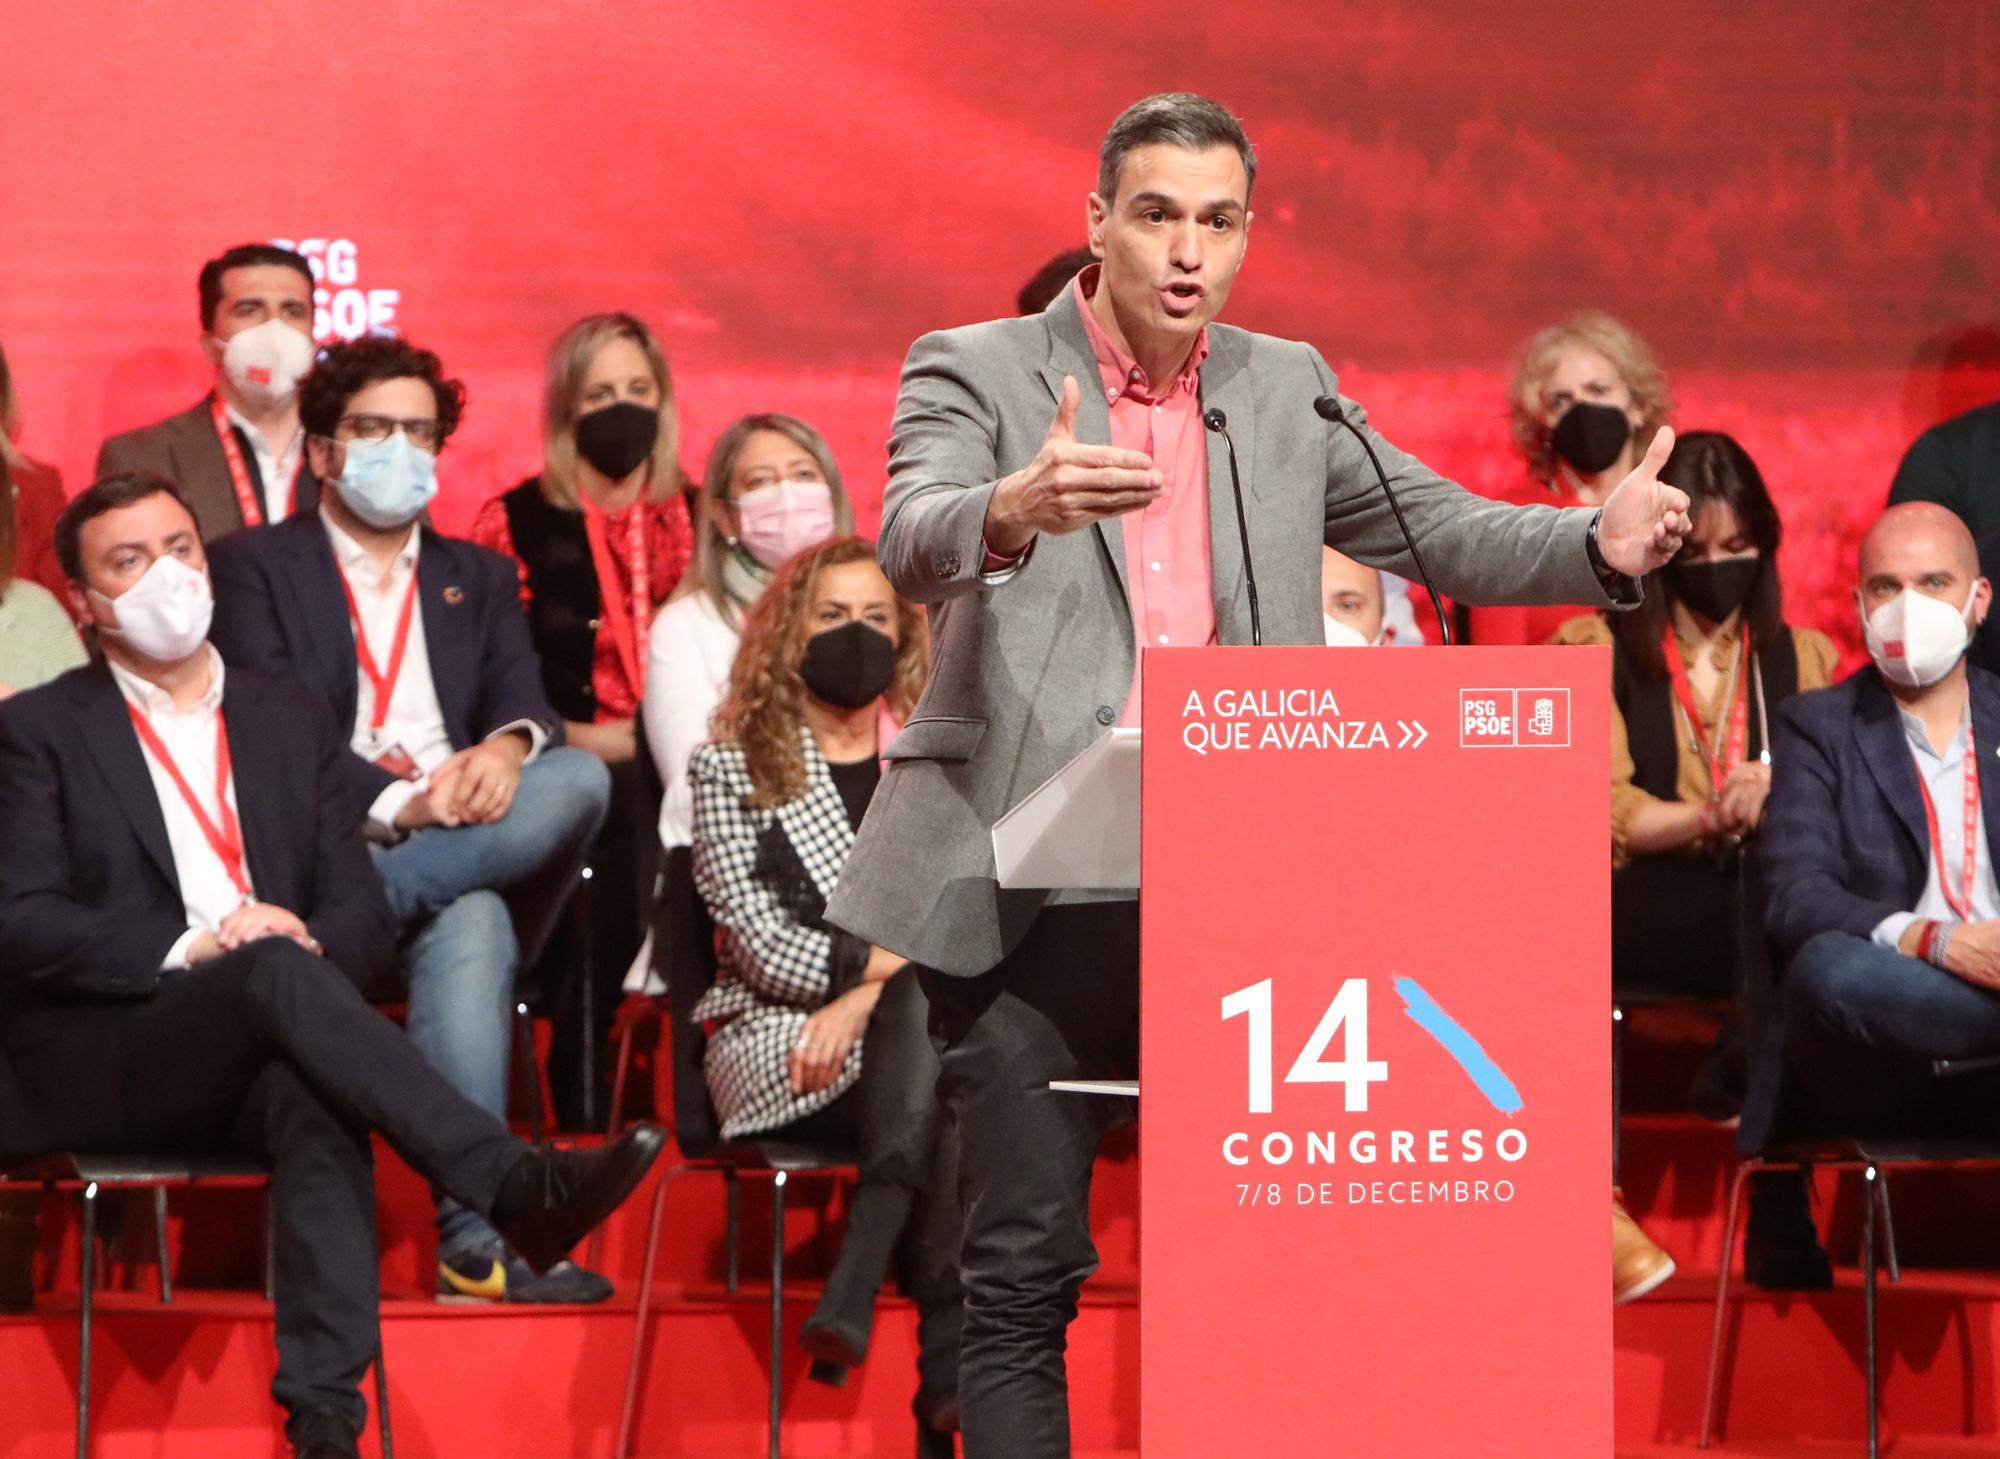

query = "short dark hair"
[[298, 337, 468, 448], [197, 243, 315, 333], [1017, 246, 1099, 316], [1098, 92, 1256, 205], [55, 471, 194, 583]]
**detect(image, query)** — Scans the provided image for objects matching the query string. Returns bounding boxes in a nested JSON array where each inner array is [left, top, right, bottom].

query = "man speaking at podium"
[[827, 92, 1691, 1456]]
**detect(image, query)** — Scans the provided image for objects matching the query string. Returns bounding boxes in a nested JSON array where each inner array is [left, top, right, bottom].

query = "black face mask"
[[573, 400, 659, 480], [1667, 556, 1762, 624], [799, 620, 897, 710], [1549, 401, 1632, 476]]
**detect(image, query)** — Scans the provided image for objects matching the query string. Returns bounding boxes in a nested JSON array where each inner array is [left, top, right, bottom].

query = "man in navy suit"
[[1753, 501, 2000, 1151], [0, 471, 664, 1458], [208, 338, 615, 1304]]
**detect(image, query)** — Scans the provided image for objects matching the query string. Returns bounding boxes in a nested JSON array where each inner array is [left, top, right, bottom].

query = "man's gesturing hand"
[[981, 375, 1163, 557], [1597, 426, 1693, 577]]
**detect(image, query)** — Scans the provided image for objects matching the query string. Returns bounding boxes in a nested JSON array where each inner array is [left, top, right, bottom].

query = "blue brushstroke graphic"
[[1393, 977, 1523, 1117]]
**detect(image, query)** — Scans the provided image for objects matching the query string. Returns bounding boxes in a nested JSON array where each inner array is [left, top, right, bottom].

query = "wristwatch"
[[1585, 509, 1642, 604]]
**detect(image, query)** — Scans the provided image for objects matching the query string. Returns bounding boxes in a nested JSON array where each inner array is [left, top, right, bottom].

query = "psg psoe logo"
[[1460, 687, 1570, 748], [1220, 976, 1529, 1208], [270, 238, 402, 342]]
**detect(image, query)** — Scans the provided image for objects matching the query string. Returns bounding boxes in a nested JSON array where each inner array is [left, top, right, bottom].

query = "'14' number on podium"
[[1221, 978, 1389, 1115]]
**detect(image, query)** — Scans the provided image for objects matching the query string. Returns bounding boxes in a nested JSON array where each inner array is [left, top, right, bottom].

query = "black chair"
[[0, 1153, 393, 1459], [613, 844, 857, 1459]]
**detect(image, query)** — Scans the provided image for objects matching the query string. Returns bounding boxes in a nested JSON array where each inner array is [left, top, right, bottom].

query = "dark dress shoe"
[[288, 1407, 360, 1459], [493, 1124, 666, 1275], [801, 1310, 869, 1369]]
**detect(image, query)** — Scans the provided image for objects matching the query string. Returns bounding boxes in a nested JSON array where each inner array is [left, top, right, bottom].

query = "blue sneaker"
[[437, 1237, 614, 1305]]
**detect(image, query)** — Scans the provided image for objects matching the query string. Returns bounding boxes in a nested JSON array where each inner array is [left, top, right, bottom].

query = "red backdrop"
[[4, 0, 1997, 655]]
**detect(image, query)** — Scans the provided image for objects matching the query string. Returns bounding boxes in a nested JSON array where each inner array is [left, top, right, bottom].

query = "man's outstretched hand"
[[982, 376, 1163, 557], [1597, 427, 1692, 578]]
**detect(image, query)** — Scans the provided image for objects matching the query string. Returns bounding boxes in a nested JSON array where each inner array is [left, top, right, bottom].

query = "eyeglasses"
[[337, 413, 442, 451]]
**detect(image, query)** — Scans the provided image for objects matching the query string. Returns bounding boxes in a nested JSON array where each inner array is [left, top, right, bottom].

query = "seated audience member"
[[0, 457, 85, 698], [642, 413, 852, 858], [1, 338, 69, 600], [1472, 312, 1675, 647], [1321, 546, 1385, 646], [690, 537, 960, 1451], [98, 244, 320, 539], [1549, 431, 1838, 1298], [1017, 246, 1099, 316], [1753, 502, 2000, 1176], [470, 314, 694, 1120], [0, 451, 86, 1311], [1889, 399, 2000, 539], [207, 339, 617, 1304], [0, 472, 663, 1459]]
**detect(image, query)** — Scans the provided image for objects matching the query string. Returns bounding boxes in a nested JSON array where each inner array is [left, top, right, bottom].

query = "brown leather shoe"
[[1612, 1189, 1675, 1304]]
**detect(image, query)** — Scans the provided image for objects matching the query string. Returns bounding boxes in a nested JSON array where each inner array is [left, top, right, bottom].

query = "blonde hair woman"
[[642, 412, 853, 854], [470, 312, 696, 1125], [1470, 311, 1676, 646]]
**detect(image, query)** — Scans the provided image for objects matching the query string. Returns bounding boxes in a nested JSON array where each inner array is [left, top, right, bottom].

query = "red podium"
[[997, 646, 1613, 1452], [1136, 646, 1611, 1454]]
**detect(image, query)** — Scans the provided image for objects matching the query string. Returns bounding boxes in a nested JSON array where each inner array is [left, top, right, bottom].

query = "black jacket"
[[207, 512, 563, 816]]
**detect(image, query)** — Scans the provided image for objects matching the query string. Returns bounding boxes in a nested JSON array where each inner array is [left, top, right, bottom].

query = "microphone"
[[1203, 407, 1261, 647], [1313, 395, 1452, 647]]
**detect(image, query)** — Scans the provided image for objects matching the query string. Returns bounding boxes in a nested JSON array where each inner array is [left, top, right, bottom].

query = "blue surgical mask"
[[335, 432, 438, 529]]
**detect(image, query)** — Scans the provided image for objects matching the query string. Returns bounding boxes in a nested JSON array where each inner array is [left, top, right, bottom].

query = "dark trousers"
[[775, 968, 963, 1399], [1, 939, 525, 1436], [920, 903, 1139, 1459], [1746, 930, 2000, 1149]]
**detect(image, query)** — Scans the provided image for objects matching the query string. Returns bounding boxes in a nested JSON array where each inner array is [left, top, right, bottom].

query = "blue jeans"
[[1745, 930, 2000, 1149], [369, 747, 610, 1251]]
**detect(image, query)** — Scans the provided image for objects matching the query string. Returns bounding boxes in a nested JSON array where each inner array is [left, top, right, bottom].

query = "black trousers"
[[2, 939, 525, 1437], [919, 903, 1139, 1459], [771, 968, 963, 1398]]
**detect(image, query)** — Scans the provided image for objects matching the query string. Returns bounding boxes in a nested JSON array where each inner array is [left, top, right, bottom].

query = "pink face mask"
[[735, 480, 836, 569]]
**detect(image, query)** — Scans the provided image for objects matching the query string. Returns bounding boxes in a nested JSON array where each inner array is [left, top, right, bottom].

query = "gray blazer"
[[96, 396, 319, 541], [826, 286, 1622, 977]]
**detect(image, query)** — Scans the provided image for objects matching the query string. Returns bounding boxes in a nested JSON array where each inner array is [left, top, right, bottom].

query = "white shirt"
[[1871, 705, 2000, 949], [643, 591, 742, 848], [223, 400, 306, 523], [109, 647, 254, 969], [321, 510, 544, 836]]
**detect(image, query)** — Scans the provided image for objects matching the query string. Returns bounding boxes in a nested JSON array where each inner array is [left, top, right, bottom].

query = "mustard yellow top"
[[1548, 613, 1840, 868]]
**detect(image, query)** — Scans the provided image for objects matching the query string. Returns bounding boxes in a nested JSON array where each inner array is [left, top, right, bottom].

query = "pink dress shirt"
[[1071, 268, 1217, 725]]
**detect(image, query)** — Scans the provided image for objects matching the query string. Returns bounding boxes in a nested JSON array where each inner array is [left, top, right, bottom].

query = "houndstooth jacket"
[[688, 731, 875, 1139]]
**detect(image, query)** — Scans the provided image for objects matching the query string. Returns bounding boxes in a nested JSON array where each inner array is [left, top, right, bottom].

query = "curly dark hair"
[[298, 336, 467, 447]]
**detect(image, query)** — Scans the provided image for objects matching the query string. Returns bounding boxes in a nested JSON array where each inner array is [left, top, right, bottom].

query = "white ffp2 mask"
[[1859, 584, 1978, 688]]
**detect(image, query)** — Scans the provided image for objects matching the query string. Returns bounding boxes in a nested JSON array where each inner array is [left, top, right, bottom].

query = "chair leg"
[[769, 1171, 788, 1459], [77, 1182, 98, 1459], [1876, 1170, 1901, 1285], [1611, 1003, 1625, 1186], [263, 1191, 277, 1304], [1863, 1164, 1880, 1459], [615, 1169, 676, 1459], [514, 1003, 547, 1145], [575, 880, 600, 1134], [152, 1186, 173, 1304], [1698, 1159, 1758, 1449], [608, 1017, 637, 1139], [726, 1170, 741, 1298], [375, 1343, 394, 1459]]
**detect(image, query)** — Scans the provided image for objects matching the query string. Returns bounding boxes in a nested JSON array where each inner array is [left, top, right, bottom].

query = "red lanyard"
[[125, 701, 250, 900], [210, 396, 302, 527], [1663, 625, 1750, 789], [337, 564, 421, 733], [582, 497, 650, 706], [1914, 719, 1981, 921]]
